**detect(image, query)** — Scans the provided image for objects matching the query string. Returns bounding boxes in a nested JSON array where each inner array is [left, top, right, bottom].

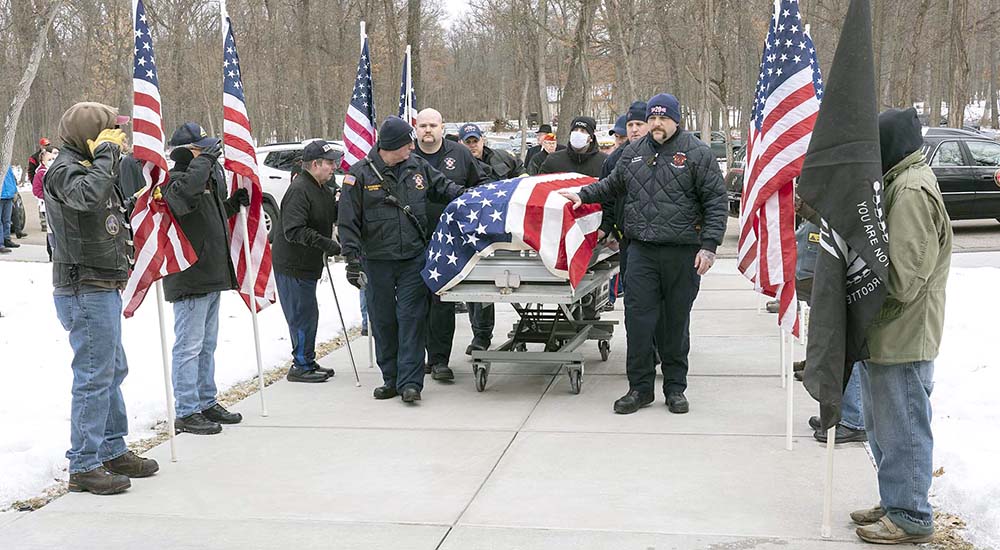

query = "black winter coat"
[[578, 131, 727, 252], [479, 146, 524, 182], [271, 171, 339, 280], [161, 153, 240, 302], [415, 139, 488, 237], [538, 141, 607, 178], [599, 144, 628, 240], [339, 148, 465, 262]]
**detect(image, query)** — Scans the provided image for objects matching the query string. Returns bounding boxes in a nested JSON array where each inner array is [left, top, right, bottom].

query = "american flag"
[[397, 46, 417, 126], [422, 173, 603, 294], [223, 15, 276, 312], [122, 0, 198, 318], [737, 0, 824, 336], [342, 35, 377, 171]]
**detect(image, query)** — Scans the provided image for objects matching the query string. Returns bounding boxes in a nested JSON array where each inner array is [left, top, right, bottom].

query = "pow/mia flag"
[[796, 0, 889, 431]]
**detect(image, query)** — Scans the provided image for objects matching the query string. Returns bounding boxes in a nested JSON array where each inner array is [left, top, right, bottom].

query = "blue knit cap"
[[626, 100, 647, 123], [646, 93, 681, 123]]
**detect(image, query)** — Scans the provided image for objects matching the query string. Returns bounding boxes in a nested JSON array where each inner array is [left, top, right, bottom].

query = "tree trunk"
[[603, 0, 637, 110], [947, 0, 969, 128], [992, 37, 999, 130], [556, 0, 598, 143], [535, 0, 551, 125], [298, 0, 322, 137], [406, 0, 422, 103], [699, 0, 713, 143], [1, 2, 61, 179]]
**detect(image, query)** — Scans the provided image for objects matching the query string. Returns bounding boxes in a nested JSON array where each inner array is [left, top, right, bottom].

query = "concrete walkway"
[[0, 260, 878, 549]]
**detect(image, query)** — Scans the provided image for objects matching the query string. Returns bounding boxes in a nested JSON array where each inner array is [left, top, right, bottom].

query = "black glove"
[[346, 259, 365, 289], [323, 238, 341, 257], [229, 187, 250, 207], [199, 139, 223, 161]]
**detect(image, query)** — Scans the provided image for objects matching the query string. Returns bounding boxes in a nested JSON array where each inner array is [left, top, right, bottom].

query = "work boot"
[[401, 385, 422, 403], [613, 390, 654, 414], [286, 365, 328, 383], [4, 239, 20, 248], [666, 392, 690, 414], [465, 338, 489, 356], [68, 466, 131, 495], [308, 361, 335, 378], [373, 385, 398, 400], [856, 517, 933, 544], [430, 364, 454, 381], [175, 412, 222, 435], [202, 403, 242, 424], [103, 451, 159, 478], [808, 415, 822, 431], [793, 360, 805, 372], [851, 504, 886, 526], [813, 424, 867, 444]]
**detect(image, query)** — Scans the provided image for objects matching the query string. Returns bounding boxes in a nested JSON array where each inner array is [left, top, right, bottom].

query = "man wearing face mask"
[[413, 108, 488, 381], [272, 140, 342, 383], [162, 122, 249, 435], [538, 116, 607, 178], [559, 93, 727, 416]]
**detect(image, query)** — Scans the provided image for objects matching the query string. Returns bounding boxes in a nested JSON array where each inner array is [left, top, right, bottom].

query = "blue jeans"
[[171, 293, 220, 418], [859, 360, 935, 535], [840, 363, 865, 430], [54, 290, 129, 473], [0, 198, 12, 240], [360, 287, 368, 328], [276, 272, 319, 369]]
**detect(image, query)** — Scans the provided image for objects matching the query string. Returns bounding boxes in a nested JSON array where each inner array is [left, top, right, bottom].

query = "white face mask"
[[569, 131, 590, 149]]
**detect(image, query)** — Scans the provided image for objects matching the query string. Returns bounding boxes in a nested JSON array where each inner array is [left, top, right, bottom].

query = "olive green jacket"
[[866, 151, 952, 364]]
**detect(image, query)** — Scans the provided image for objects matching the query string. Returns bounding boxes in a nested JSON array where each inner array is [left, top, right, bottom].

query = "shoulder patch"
[[808, 232, 820, 243], [79, 159, 92, 168], [343, 175, 356, 186]]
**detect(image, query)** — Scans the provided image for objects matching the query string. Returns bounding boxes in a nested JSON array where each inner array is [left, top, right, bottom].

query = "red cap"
[[39, 137, 50, 146]]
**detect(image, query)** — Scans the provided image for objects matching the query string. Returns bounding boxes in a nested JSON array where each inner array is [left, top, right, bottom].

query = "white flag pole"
[[405, 44, 413, 120], [154, 281, 177, 461], [240, 207, 268, 417], [779, 324, 786, 389], [821, 424, 836, 537], [785, 329, 794, 451]]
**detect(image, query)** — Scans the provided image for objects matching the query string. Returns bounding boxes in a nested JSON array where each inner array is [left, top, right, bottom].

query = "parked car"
[[724, 127, 1000, 221], [257, 139, 346, 241], [706, 130, 744, 160], [724, 146, 747, 217]]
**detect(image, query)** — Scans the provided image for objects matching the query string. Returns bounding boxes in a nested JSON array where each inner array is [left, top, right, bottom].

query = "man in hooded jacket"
[[538, 116, 607, 177], [45, 102, 159, 495]]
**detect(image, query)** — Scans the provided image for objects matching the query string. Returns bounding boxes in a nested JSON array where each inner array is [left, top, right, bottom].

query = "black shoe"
[[175, 412, 222, 435], [814, 424, 867, 444], [794, 370, 803, 382], [666, 392, 690, 414], [455, 303, 469, 314], [286, 365, 328, 383], [602, 302, 615, 312], [361, 326, 368, 336], [424, 363, 432, 374], [793, 360, 805, 372], [15, 231, 28, 238], [808, 415, 822, 431], [202, 403, 242, 424], [103, 451, 159, 478], [465, 339, 489, 356], [0, 247, 10, 254], [308, 362, 335, 378], [401, 385, 422, 403], [4, 239, 20, 248], [613, 390, 654, 414], [68, 466, 131, 495], [430, 364, 454, 381], [373, 385, 398, 400]]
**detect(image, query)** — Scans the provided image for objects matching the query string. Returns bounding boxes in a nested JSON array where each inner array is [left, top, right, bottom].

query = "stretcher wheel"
[[568, 367, 582, 394], [474, 364, 488, 392], [598, 340, 610, 361]]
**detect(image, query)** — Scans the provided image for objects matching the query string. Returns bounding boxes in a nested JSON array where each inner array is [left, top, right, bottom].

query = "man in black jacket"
[[560, 93, 727, 415], [539, 116, 607, 177], [523, 123, 553, 170], [272, 140, 341, 383], [339, 117, 466, 403], [414, 108, 488, 381], [163, 122, 248, 435], [46, 102, 158, 495]]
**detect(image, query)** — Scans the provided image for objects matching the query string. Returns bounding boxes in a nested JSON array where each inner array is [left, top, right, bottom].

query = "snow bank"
[[0, 261, 360, 509]]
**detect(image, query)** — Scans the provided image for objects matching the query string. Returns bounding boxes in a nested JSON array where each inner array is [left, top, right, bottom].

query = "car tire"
[[262, 200, 279, 242]]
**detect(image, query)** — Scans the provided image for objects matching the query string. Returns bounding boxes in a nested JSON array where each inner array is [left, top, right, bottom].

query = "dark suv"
[[725, 128, 1000, 221]]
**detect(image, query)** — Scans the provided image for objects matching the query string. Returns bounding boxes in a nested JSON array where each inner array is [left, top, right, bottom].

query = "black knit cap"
[[626, 100, 648, 123], [570, 116, 597, 135], [378, 116, 415, 151]]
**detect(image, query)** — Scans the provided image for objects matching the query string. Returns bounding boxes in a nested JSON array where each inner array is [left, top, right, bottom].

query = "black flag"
[[797, 0, 889, 430]]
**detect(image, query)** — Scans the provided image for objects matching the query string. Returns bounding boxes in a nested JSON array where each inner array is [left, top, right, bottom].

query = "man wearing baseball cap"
[[271, 140, 342, 383], [609, 115, 628, 149], [524, 123, 554, 169], [162, 122, 249, 435], [560, 93, 727, 415], [339, 117, 466, 403]]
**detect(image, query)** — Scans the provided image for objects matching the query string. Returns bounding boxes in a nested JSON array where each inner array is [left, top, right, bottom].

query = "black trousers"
[[426, 294, 455, 366], [365, 256, 428, 391], [467, 303, 494, 344], [623, 242, 701, 396]]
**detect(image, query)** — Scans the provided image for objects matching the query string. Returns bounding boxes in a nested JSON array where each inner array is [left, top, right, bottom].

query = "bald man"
[[413, 108, 489, 382]]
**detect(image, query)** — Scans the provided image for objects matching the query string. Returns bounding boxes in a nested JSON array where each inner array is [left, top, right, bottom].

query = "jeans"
[[840, 363, 865, 430], [859, 360, 935, 535], [0, 198, 12, 241], [360, 287, 369, 329], [366, 256, 428, 391], [54, 290, 129, 473], [276, 272, 320, 369], [171, 292, 221, 418]]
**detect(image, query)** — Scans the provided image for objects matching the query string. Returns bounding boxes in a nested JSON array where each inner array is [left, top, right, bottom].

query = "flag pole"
[[240, 207, 268, 417], [405, 44, 413, 120], [785, 328, 794, 451], [779, 324, 786, 389], [154, 281, 177, 461], [821, 424, 836, 536]]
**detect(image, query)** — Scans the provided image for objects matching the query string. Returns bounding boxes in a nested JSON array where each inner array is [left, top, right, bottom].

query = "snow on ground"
[[931, 267, 1000, 549], [0, 261, 361, 510]]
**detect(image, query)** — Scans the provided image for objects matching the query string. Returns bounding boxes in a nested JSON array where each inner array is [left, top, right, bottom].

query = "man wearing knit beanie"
[[560, 92, 727, 416], [538, 115, 607, 177], [338, 116, 466, 404]]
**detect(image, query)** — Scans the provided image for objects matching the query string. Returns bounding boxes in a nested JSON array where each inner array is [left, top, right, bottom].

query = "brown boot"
[[68, 466, 131, 495], [103, 451, 159, 478]]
